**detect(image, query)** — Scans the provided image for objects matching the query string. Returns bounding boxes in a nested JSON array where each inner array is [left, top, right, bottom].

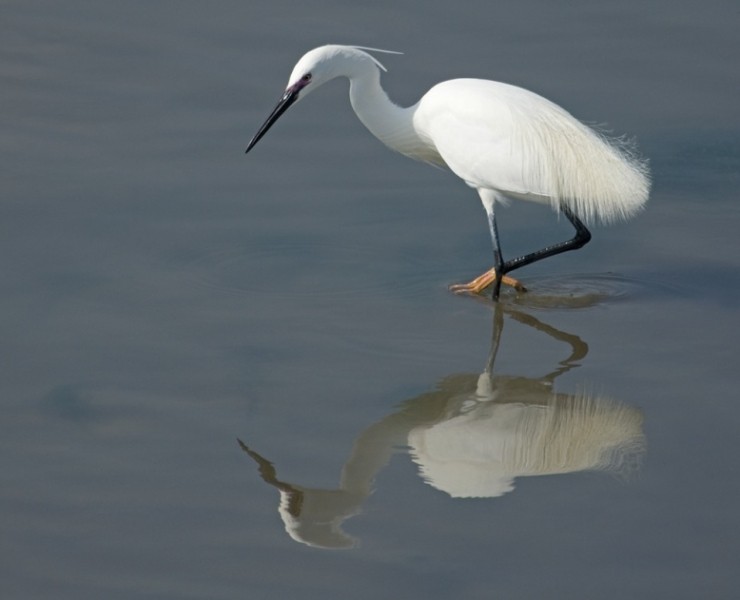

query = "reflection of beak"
[[245, 84, 302, 153]]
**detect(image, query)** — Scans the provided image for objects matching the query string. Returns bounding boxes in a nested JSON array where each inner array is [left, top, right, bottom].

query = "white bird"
[[246, 45, 650, 299]]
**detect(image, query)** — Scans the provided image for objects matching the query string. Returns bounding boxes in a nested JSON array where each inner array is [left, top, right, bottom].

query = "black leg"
[[500, 203, 592, 276], [485, 207, 506, 300]]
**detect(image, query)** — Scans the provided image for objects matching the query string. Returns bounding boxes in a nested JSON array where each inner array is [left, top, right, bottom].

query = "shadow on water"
[[238, 305, 646, 549]]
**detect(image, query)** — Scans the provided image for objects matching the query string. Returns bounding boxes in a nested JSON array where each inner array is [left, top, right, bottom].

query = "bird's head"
[[284, 46, 345, 99], [245, 45, 400, 154]]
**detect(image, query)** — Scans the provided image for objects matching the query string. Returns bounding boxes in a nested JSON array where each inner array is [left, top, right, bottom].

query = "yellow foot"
[[449, 269, 527, 295]]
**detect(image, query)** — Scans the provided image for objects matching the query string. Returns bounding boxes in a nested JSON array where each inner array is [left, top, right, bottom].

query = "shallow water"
[[3, 1, 740, 598]]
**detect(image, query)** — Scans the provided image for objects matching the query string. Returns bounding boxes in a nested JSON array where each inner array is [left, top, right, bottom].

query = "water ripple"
[[507, 273, 656, 309]]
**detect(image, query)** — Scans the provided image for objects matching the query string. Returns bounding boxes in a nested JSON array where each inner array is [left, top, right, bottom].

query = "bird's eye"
[[301, 73, 312, 82]]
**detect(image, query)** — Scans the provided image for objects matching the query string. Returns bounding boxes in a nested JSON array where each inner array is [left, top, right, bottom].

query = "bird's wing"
[[415, 79, 556, 200], [415, 79, 650, 223]]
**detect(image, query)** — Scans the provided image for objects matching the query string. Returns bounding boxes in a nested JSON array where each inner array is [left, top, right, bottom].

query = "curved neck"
[[347, 64, 418, 155]]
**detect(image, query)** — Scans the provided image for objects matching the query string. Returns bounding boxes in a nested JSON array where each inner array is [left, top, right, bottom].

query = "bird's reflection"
[[239, 305, 645, 549]]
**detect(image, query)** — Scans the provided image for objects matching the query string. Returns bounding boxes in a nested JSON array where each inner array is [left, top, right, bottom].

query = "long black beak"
[[245, 86, 300, 154]]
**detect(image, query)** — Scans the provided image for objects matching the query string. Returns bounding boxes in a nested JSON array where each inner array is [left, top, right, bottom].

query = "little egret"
[[245, 45, 650, 299]]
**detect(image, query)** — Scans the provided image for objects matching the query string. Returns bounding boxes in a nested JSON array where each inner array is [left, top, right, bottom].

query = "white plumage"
[[418, 79, 649, 224], [246, 45, 651, 298]]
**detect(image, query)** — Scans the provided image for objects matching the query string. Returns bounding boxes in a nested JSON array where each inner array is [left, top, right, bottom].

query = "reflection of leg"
[[503, 306, 589, 380], [484, 302, 505, 376]]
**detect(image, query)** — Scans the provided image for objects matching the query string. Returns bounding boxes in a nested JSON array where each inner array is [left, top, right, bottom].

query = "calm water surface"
[[3, 1, 740, 598]]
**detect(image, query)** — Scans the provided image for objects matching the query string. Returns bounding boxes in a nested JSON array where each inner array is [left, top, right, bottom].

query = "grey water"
[[2, 1, 740, 598]]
